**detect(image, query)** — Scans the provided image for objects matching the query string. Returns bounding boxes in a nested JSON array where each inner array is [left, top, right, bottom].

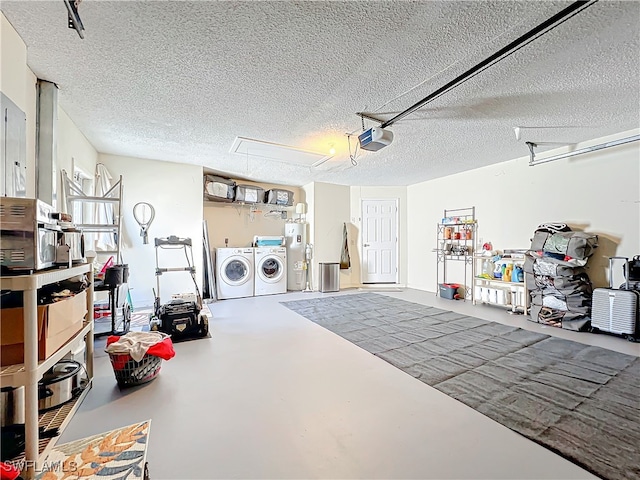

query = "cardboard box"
[[1, 290, 87, 366]]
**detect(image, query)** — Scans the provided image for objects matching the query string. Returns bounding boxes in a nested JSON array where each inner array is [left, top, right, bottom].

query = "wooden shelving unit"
[[472, 251, 528, 314]]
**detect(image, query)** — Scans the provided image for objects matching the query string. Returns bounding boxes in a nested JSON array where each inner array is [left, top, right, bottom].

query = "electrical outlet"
[[281, 211, 287, 219]]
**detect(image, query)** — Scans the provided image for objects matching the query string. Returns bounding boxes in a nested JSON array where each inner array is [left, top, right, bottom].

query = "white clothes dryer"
[[254, 247, 287, 296], [216, 247, 254, 299]]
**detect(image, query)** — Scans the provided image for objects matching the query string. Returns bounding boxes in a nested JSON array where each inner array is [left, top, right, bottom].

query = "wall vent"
[[10, 205, 27, 218], [11, 250, 26, 262]]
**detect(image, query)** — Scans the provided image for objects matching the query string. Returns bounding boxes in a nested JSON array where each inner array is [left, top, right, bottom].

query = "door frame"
[[360, 198, 399, 285]]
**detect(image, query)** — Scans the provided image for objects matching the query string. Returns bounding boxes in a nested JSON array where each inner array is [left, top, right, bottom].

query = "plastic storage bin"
[[319, 263, 340, 292], [439, 283, 460, 300]]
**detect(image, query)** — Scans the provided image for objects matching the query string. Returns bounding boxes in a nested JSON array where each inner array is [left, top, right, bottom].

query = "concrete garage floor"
[[61, 288, 639, 479]]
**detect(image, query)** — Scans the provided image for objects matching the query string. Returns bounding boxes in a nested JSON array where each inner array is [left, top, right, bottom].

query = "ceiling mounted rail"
[[527, 134, 640, 166], [380, 0, 597, 129], [356, 112, 385, 125]]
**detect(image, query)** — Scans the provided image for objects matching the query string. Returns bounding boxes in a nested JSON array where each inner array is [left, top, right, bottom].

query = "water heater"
[[284, 222, 307, 290]]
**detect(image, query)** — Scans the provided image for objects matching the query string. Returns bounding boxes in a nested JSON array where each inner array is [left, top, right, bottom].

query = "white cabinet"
[[472, 252, 528, 314], [0, 261, 94, 476]]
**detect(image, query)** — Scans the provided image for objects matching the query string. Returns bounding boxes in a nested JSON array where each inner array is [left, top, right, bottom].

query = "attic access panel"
[[229, 137, 332, 168]]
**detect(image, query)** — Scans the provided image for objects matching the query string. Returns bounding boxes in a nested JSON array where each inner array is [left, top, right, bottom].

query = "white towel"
[[105, 331, 168, 362]]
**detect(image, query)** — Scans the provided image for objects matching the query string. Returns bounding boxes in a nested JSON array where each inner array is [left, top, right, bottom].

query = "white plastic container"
[[481, 287, 490, 303], [475, 286, 483, 300], [488, 288, 498, 304], [64, 340, 86, 366]]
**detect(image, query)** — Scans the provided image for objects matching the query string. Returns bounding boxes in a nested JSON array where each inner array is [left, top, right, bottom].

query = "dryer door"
[[221, 256, 251, 286], [257, 255, 285, 283]]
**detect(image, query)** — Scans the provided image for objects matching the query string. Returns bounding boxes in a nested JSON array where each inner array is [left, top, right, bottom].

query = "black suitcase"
[[158, 299, 207, 339], [591, 257, 640, 342]]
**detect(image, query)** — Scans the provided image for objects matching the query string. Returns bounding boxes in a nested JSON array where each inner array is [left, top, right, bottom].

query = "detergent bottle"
[[493, 262, 502, 279], [503, 264, 512, 282], [513, 265, 524, 282], [482, 259, 493, 277]]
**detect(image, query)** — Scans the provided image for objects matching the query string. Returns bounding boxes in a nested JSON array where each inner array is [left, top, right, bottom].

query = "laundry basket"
[[106, 331, 172, 387], [108, 352, 162, 388]]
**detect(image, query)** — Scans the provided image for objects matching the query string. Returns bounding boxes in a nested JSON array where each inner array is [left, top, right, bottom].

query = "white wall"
[[302, 183, 408, 290], [302, 181, 315, 244], [348, 186, 408, 287], [1, 12, 37, 197], [301, 182, 316, 287], [407, 129, 640, 293], [305, 182, 351, 290], [1, 12, 97, 203], [203, 180, 304, 249], [99, 154, 203, 307], [57, 107, 98, 200]]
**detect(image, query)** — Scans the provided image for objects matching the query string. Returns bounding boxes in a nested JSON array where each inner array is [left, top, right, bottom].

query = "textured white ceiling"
[[2, 1, 638, 186]]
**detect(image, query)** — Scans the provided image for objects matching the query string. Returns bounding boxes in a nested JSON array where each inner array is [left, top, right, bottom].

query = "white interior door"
[[361, 199, 398, 284]]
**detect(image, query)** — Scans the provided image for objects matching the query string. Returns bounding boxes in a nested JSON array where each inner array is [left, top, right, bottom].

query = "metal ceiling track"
[[379, 0, 598, 129], [527, 134, 640, 166]]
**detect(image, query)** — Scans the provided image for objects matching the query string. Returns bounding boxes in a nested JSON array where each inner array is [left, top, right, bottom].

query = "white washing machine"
[[216, 247, 254, 299], [254, 247, 287, 296]]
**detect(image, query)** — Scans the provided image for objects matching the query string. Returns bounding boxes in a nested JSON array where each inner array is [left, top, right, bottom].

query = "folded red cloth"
[[106, 335, 175, 361], [0, 462, 20, 480]]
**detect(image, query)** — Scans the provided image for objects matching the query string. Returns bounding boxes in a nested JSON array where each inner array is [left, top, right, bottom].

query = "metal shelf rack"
[[435, 207, 476, 300], [62, 169, 124, 264]]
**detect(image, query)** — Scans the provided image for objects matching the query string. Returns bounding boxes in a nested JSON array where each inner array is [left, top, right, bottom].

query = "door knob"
[[364, 243, 370, 247]]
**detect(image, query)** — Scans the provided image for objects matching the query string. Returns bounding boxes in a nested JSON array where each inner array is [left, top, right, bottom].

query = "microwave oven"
[[0, 197, 60, 271]]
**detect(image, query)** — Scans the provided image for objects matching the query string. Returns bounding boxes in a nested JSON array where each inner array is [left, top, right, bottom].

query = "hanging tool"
[[133, 202, 155, 244]]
